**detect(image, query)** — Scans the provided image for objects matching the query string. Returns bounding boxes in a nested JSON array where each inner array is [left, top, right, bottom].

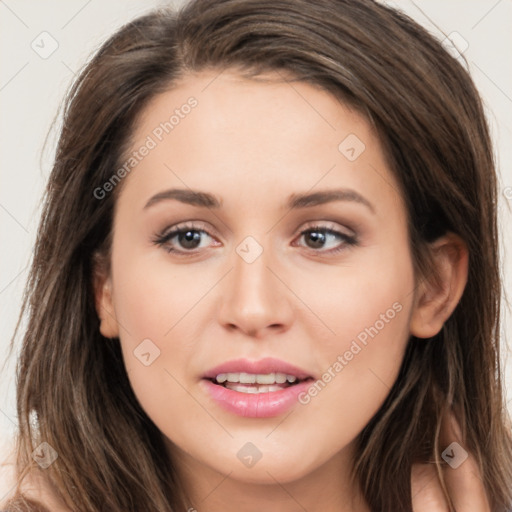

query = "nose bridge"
[[218, 233, 293, 335], [232, 234, 277, 306]]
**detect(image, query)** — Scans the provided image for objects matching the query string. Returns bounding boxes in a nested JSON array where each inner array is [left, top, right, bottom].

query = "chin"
[[233, 465, 311, 485], [214, 449, 318, 485]]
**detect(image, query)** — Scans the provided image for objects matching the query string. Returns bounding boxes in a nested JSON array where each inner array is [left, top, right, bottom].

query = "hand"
[[411, 411, 491, 511]]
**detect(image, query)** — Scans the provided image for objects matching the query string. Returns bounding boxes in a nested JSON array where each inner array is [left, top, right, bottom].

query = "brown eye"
[[296, 225, 358, 254], [175, 230, 203, 250], [153, 223, 218, 255], [303, 229, 329, 249]]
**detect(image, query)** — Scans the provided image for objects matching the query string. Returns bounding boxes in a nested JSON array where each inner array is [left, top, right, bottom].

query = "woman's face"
[[98, 69, 417, 487]]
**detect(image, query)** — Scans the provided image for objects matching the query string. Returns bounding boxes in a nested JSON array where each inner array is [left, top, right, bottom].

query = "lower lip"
[[200, 379, 313, 418]]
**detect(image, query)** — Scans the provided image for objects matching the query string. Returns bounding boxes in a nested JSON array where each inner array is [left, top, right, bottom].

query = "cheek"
[[295, 244, 414, 442], [111, 256, 193, 334], [109, 251, 209, 418]]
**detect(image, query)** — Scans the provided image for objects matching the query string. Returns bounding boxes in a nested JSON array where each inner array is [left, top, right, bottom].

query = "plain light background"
[[1, 0, 511, 456]]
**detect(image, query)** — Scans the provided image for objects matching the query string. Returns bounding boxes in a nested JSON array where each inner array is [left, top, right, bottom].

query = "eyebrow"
[[144, 188, 222, 210], [287, 189, 375, 213], [143, 187, 375, 213]]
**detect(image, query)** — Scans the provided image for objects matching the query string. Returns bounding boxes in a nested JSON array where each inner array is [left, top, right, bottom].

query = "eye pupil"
[[307, 230, 326, 248], [179, 230, 201, 249]]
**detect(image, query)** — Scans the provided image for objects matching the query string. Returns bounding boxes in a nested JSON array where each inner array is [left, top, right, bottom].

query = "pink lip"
[[201, 357, 315, 418], [202, 357, 314, 381], [200, 378, 314, 418]]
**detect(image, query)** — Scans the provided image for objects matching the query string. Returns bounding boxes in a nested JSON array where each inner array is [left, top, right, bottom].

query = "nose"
[[218, 242, 294, 338]]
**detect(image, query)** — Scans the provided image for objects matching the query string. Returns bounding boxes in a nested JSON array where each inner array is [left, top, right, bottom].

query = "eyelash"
[[152, 222, 359, 257]]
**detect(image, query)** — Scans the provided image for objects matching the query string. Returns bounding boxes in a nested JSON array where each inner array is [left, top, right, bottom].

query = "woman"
[[3, 0, 511, 510]]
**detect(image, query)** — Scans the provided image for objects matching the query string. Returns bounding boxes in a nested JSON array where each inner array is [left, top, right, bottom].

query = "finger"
[[440, 411, 491, 512], [411, 463, 449, 512]]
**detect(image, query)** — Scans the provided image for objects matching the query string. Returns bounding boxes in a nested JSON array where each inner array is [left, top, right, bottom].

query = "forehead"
[[119, 69, 404, 216]]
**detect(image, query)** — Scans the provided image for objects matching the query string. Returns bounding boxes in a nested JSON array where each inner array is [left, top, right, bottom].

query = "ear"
[[410, 232, 468, 339], [92, 253, 119, 339]]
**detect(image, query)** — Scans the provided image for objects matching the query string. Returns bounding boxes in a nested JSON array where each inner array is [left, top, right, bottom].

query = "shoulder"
[[0, 434, 17, 504], [0, 436, 71, 512]]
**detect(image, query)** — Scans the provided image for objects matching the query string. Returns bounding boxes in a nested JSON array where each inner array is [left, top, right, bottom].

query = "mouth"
[[201, 358, 315, 417], [205, 372, 314, 394]]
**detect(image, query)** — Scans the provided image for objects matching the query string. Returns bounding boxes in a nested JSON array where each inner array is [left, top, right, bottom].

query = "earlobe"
[[93, 259, 119, 339], [409, 233, 468, 339]]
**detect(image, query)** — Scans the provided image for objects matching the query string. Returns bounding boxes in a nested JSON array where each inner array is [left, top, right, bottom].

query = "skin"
[[16, 69, 488, 511], [411, 410, 491, 512]]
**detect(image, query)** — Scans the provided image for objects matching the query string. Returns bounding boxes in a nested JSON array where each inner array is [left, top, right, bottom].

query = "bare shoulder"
[[12, 472, 72, 512], [0, 436, 18, 505], [0, 444, 71, 512]]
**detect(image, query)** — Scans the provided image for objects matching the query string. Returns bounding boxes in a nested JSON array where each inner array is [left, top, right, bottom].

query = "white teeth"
[[275, 373, 287, 383], [239, 372, 257, 384], [214, 372, 301, 385], [256, 373, 275, 384], [224, 383, 283, 393]]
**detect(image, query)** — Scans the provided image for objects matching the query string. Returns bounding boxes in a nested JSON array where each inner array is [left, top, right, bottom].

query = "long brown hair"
[[5, 0, 512, 510]]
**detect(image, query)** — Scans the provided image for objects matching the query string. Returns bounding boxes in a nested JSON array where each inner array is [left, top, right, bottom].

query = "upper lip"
[[203, 357, 314, 380]]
